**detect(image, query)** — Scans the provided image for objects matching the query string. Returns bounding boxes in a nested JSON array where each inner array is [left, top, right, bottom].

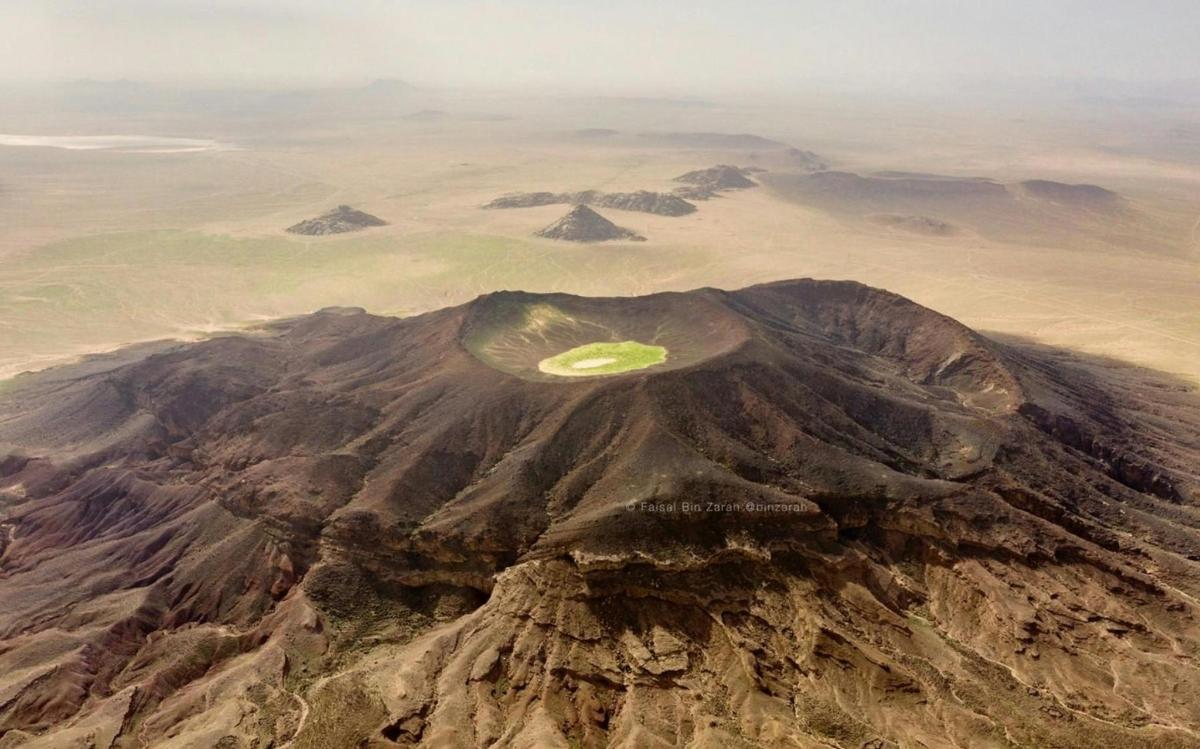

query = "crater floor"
[[537, 340, 667, 377], [461, 290, 750, 382]]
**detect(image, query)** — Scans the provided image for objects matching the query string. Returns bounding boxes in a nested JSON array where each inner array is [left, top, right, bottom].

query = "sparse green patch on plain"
[[537, 340, 667, 377], [0, 228, 711, 380]]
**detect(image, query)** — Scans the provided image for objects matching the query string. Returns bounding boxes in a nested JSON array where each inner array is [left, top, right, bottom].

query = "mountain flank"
[[1, 280, 1198, 748]]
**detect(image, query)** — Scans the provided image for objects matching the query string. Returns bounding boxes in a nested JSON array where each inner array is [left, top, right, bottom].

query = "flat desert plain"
[[0, 91, 1197, 383]]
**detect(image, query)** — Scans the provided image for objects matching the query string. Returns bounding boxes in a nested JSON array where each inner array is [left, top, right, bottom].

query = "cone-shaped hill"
[[1, 280, 1199, 747], [674, 164, 757, 189], [286, 204, 387, 235], [535, 204, 646, 242]]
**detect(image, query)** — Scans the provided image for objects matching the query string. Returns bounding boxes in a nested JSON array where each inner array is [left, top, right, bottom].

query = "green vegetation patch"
[[538, 340, 667, 377], [1, 227, 714, 382]]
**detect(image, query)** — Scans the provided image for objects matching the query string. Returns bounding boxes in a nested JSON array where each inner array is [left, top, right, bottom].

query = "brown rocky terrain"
[[484, 190, 696, 216], [535, 205, 646, 242], [286, 205, 388, 236], [1, 280, 1199, 748]]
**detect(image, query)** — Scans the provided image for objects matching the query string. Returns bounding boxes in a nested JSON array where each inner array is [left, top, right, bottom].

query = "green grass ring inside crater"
[[537, 341, 668, 377]]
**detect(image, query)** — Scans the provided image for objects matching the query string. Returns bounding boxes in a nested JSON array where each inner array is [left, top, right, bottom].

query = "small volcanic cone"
[[535, 204, 646, 242], [286, 205, 388, 235], [673, 164, 756, 190]]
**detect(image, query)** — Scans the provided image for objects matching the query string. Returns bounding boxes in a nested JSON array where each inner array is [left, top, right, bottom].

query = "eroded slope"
[[0, 280, 1198, 748]]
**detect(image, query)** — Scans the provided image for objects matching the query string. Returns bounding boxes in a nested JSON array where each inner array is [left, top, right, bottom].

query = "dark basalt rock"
[[485, 189, 696, 216], [673, 164, 757, 191], [286, 204, 387, 235], [534, 204, 645, 242]]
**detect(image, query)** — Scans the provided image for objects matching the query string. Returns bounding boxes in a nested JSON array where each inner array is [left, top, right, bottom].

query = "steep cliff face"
[[1, 280, 1198, 748]]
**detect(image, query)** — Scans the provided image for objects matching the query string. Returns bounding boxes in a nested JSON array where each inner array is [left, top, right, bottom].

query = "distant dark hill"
[[285, 205, 387, 235], [674, 164, 757, 189], [484, 189, 696, 216], [672, 164, 758, 199], [535, 204, 646, 242], [2, 279, 1198, 747], [761, 170, 1178, 253], [637, 133, 828, 172], [869, 212, 959, 235], [1016, 179, 1124, 209], [792, 170, 1007, 202], [771, 146, 828, 171], [593, 190, 694, 215]]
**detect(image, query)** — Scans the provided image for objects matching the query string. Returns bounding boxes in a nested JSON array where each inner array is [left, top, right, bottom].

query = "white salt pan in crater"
[[570, 357, 618, 369]]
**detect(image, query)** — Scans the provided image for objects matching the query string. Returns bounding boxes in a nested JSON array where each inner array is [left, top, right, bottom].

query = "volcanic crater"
[[1, 280, 1198, 748], [462, 290, 750, 381]]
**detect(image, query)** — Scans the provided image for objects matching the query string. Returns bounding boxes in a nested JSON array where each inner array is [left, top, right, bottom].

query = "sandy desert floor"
[[0, 91, 1196, 383]]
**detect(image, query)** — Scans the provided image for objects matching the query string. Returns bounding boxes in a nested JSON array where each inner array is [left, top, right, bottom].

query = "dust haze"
[[1, 27, 1198, 383], [5, 1, 1200, 92]]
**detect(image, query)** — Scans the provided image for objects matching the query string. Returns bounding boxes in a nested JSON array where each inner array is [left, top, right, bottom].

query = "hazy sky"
[[5, 0, 1200, 94]]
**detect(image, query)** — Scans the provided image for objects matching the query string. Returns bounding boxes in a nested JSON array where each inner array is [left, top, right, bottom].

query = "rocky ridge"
[[0, 280, 1198, 748], [484, 190, 696, 216]]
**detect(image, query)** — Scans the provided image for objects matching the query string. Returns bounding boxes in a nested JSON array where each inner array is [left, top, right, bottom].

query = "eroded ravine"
[[0, 279, 1198, 748]]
